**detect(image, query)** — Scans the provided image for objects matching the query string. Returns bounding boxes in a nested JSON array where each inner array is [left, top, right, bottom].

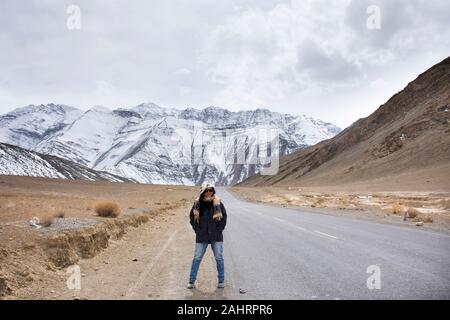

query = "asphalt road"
[[219, 188, 450, 299]]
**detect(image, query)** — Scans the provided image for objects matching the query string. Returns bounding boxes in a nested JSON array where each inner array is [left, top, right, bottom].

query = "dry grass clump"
[[418, 215, 434, 223], [54, 211, 65, 218], [94, 202, 121, 218], [315, 198, 326, 207], [38, 211, 65, 227], [39, 214, 54, 227], [407, 207, 419, 219], [391, 204, 405, 215]]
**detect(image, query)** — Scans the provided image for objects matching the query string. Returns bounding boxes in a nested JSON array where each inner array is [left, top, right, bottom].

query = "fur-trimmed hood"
[[198, 182, 216, 198], [193, 195, 222, 223], [194, 195, 221, 206]]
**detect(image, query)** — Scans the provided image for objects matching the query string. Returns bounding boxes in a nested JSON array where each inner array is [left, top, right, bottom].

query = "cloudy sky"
[[0, 0, 449, 128]]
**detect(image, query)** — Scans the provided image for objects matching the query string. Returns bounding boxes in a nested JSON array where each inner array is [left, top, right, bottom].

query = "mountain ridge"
[[0, 142, 133, 183], [0, 103, 341, 185], [238, 56, 450, 189]]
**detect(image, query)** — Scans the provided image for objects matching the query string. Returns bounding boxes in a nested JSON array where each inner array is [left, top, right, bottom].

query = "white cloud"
[[174, 68, 191, 76], [179, 86, 193, 95], [0, 0, 449, 128], [95, 80, 115, 97], [200, 0, 366, 108], [199, 0, 450, 124], [369, 77, 388, 89]]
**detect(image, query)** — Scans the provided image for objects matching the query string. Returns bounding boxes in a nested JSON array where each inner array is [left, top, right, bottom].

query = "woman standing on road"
[[187, 183, 227, 289]]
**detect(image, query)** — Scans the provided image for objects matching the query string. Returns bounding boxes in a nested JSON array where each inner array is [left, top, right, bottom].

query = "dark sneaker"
[[187, 282, 195, 289], [217, 282, 225, 289]]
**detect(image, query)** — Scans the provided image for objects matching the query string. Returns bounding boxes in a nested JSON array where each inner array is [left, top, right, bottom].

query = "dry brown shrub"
[[407, 207, 419, 219], [94, 202, 121, 218], [391, 204, 405, 215], [39, 214, 55, 227], [55, 211, 65, 218]]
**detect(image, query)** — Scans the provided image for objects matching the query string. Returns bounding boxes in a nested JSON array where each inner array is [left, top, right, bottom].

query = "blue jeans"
[[189, 242, 224, 283]]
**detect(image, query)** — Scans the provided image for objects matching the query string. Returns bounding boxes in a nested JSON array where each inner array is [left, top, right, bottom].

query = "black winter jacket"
[[189, 199, 227, 243]]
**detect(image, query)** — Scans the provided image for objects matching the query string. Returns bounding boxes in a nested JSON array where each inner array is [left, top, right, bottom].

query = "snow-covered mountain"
[[0, 103, 83, 151], [0, 142, 133, 182], [0, 103, 341, 185]]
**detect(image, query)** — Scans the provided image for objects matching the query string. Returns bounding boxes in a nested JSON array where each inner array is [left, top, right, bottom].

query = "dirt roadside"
[[7, 205, 231, 300], [81, 206, 234, 300], [0, 176, 234, 299]]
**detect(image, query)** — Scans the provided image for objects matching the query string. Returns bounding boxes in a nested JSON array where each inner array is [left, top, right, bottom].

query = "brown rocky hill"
[[238, 56, 450, 191]]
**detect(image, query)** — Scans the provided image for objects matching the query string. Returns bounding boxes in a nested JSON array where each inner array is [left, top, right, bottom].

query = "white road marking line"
[[124, 226, 184, 298], [259, 212, 337, 240], [273, 217, 308, 232], [314, 230, 338, 239], [294, 225, 307, 232]]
